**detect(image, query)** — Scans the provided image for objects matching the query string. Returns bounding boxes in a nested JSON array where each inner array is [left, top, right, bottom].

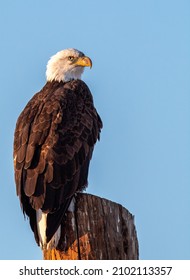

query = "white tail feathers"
[[36, 198, 76, 250], [36, 210, 61, 250]]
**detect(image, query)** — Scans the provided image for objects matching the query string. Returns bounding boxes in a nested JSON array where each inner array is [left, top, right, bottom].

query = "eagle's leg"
[[67, 195, 76, 212]]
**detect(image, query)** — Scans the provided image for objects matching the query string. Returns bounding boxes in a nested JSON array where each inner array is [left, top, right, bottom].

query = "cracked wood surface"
[[43, 193, 139, 260]]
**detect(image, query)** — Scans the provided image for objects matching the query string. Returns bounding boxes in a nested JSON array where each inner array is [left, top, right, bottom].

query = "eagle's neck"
[[46, 62, 84, 83]]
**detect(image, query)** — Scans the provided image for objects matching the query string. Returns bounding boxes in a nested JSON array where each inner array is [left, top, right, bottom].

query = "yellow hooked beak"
[[75, 56, 92, 68]]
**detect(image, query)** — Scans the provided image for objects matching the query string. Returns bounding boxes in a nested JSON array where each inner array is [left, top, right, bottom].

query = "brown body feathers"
[[14, 79, 102, 244]]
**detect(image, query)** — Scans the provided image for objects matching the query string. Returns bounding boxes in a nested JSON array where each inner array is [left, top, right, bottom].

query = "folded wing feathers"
[[14, 80, 102, 216]]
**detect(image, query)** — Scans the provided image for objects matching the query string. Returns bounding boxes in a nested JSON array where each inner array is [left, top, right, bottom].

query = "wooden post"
[[43, 193, 139, 260]]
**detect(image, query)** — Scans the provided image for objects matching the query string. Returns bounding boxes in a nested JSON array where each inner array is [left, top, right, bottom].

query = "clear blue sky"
[[0, 0, 190, 260]]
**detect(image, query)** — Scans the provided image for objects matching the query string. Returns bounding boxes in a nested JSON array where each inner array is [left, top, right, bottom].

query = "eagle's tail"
[[36, 196, 74, 249]]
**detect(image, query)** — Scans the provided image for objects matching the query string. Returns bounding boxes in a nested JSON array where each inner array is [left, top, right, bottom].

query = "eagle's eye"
[[68, 56, 74, 61]]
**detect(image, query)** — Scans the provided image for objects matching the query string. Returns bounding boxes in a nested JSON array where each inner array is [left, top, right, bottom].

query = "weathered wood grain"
[[43, 193, 139, 260]]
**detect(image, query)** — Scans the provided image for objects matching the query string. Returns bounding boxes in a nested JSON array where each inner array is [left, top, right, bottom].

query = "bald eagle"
[[13, 49, 102, 249]]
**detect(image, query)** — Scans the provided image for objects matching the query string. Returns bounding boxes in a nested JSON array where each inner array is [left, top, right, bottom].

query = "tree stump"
[[43, 193, 139, 260]]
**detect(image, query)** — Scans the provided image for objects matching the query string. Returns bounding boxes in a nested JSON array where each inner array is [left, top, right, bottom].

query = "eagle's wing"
[[14, 80, 102, 243]]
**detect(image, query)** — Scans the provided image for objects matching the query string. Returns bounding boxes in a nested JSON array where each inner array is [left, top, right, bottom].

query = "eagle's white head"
[[46, 48, 92, 82]]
